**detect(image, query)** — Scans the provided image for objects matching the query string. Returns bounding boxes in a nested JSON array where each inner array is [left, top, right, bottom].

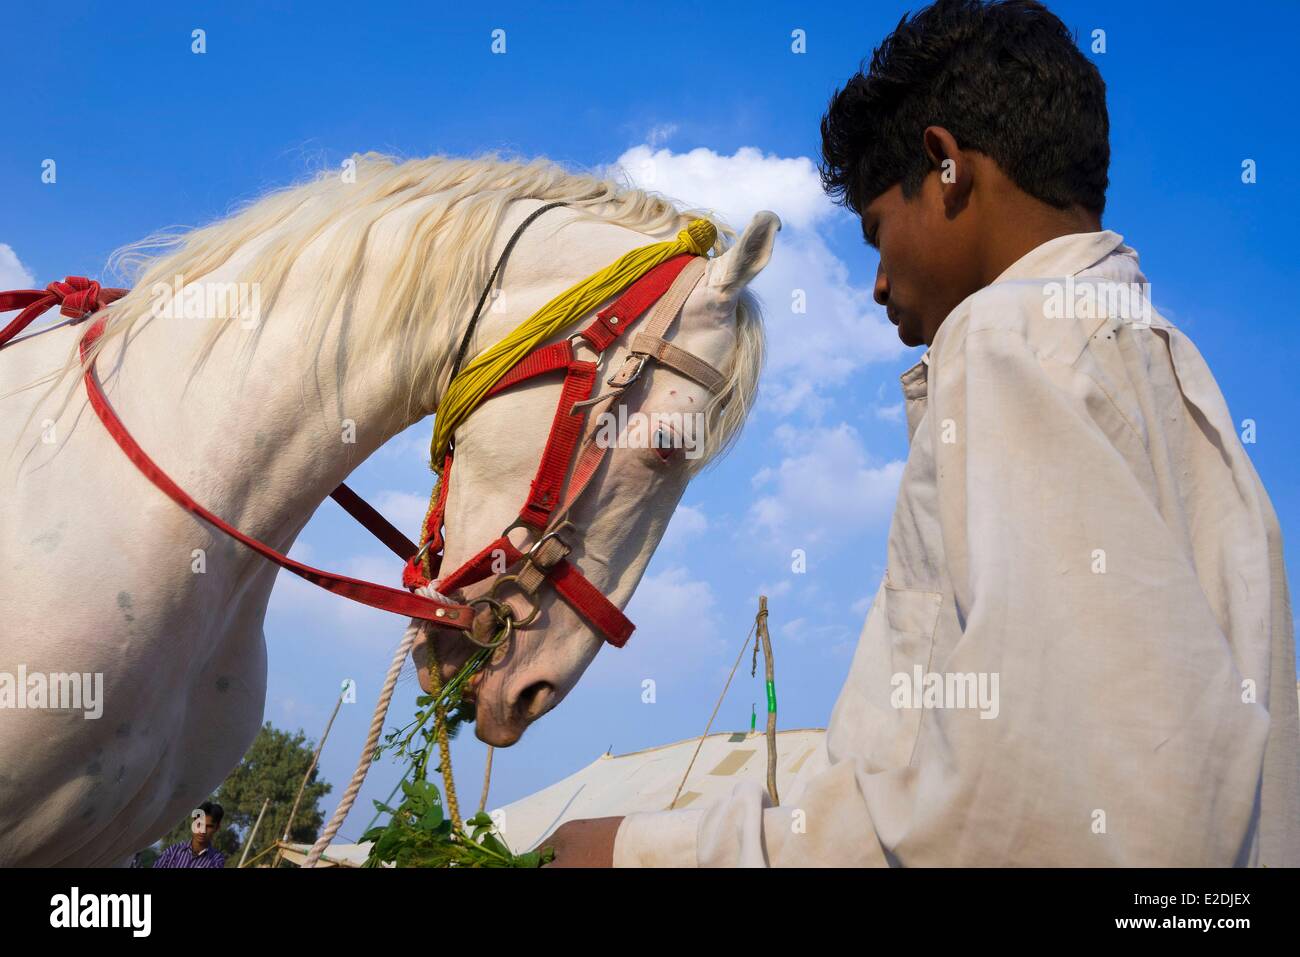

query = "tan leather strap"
[[627, 331, 726, 393], [641, 255, 708, 340], [539, 257, 720, 565], [607, 256, 720, 391], [516, 534, 571, 595]]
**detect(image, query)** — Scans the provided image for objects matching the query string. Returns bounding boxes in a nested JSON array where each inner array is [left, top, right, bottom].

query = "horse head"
[[413, 208, 780, 746]]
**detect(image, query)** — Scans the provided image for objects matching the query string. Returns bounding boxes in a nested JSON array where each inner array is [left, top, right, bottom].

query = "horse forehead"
[[673, 286, 735, 363]]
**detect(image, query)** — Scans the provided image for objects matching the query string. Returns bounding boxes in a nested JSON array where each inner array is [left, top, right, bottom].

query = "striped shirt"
[[153, 842, 227, 869]]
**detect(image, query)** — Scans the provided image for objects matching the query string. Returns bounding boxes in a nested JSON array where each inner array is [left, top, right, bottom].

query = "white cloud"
[[624, 566, 724, 653], [778, 615, 854, 649], [659, 503, 707, 551], [607, 145, 904, 418], [645, 123, 678, 148], [373, 422, 433, 463], [746, 422, 904, 552], [288, 540, 316, 563], [0, 244, 35, 290], [375, 490, 431, 535], [609, 145, 834, 233], [268, 550, 410, 650], [586, 565, 729, 687], [759, 579, 793, 599], [850, 593, 875, 617], [751, 229, 902, 415], [780, 615, 809, 643]]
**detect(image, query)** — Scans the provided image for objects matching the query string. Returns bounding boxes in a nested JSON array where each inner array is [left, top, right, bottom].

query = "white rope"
[[302, 584, 448, 868]]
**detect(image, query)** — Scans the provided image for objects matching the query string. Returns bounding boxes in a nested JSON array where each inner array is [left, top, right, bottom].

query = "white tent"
[[281, 728, 826, 866], [276, 840, 376, 867], [493, 727, 827, 856]]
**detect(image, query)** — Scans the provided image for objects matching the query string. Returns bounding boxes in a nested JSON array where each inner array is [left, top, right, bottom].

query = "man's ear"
[[922, 126, 972, 215], [709, 211, 781, 294]]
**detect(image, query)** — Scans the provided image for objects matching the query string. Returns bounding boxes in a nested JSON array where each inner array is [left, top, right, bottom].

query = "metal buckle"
[[526, 520, 574, 563], [609, 353, 648, 389], [486, 520, 574, 631], [501, 518, 574, 554]]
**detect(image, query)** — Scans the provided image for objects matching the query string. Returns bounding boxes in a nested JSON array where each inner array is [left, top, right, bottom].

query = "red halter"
[[0, 246, 718, 648], [402, 252, 707, 648]]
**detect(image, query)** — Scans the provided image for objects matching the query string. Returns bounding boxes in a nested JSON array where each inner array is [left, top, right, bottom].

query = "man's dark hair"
[[820, 0, 1109, 215], [199, 801, 224, 826]]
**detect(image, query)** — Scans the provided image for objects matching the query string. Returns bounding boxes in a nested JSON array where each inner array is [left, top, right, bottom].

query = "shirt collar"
[[902, 229, 1130, 382], [990, 229, 1128, 285]]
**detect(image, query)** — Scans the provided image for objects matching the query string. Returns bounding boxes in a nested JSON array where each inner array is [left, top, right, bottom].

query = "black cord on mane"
[[446, 200, 569, 384]]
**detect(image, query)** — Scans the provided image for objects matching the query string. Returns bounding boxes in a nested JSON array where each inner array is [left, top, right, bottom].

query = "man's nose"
[[873, 262, 889, 306]]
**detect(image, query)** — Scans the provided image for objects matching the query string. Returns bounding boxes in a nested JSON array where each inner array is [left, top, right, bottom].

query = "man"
[[153, 801, 227, 869], [544, 0, 1300, 866]]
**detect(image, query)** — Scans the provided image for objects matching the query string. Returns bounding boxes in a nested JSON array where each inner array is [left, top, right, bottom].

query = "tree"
[[145, 722, 333, 867]]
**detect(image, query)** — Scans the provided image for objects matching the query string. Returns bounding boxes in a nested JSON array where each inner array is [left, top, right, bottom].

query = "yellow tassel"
[[429, 218, 716, 470]]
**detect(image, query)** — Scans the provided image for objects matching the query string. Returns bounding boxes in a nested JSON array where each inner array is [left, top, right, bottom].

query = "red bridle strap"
[[2, 279, 438, 590], [0, 278, 129, 350], [404, 254, 701, 646], [0, 260, 687, 647], [73, 314, 477, 630]]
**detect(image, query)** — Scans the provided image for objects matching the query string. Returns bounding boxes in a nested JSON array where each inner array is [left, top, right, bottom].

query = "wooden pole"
[[272, 689, 344, 866], [756, 595, 779, 805], [478, 745, 495, 814], [241, 841, 282, 869], [238, 797, 270, 868]]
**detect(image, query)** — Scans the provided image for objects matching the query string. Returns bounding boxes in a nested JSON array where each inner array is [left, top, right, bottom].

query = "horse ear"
[[710, 211, 781, 294]]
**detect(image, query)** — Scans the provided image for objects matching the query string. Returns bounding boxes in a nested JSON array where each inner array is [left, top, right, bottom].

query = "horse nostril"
[[514, 681, 555, 721]]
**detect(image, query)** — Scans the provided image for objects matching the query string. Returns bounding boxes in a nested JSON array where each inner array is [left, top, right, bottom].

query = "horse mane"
[[64, 151, 765, 470]]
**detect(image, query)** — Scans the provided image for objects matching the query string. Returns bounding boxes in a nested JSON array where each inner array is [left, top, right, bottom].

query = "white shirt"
[[613, 230, 1300, 866]]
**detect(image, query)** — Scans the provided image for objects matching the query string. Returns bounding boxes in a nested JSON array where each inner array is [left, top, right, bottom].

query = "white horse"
[[0, 153, 777, 866]]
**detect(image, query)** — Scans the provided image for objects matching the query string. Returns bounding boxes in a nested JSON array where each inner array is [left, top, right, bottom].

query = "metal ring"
[[526, 520, 574, 560], [500, 519, 531, 542], [488, 575, 542, 628], [567, 330, 596, 356], [466, 596, 514, 649]]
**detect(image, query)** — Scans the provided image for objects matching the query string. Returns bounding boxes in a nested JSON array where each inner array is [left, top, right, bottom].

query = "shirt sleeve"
[[614, 310, 1272, 866], [614, 756, 888, 866]]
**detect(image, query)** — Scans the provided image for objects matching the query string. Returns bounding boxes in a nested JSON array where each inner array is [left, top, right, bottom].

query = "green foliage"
[[361, 648, 552, 868], [361, 797, 551, 868]]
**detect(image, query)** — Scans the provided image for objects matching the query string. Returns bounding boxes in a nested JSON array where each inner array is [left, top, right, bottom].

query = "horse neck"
[[101, 202, 650, 564], [104, 261, 439, 557]]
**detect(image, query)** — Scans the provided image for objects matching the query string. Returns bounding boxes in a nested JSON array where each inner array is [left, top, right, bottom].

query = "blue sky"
[[4, 0, 1298, 848]]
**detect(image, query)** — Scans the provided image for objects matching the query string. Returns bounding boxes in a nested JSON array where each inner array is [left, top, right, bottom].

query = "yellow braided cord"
[[418, 475, 442, 578], [425, 640, 463, 834], [435, 707, 461, 834], [430, 218, 716, 470]]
